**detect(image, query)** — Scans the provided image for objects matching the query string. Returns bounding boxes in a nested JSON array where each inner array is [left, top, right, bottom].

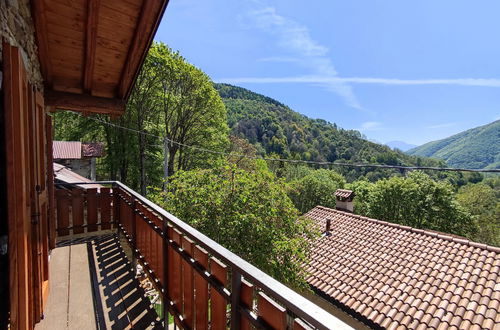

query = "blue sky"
[[155, 0, 500, 145]]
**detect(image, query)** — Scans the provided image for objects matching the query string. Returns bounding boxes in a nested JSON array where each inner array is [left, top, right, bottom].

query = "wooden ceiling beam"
[[31, 0, 53, 87], [45, 90, 125, 115], [83, 0, 101, 93], [118, 0, 169, 100]]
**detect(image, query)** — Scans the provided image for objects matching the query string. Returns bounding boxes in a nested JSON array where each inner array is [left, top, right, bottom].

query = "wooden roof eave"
[[31, 0, 170, 116]]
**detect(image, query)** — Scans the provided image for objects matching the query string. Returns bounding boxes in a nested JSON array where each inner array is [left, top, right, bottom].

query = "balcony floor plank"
[[69, 243, 97, 329], [35, 234, 162, 330], [36, 245, 70, 330]]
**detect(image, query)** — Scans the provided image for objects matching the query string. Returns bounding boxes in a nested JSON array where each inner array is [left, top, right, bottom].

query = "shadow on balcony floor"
[[36, 233, 163, 330]]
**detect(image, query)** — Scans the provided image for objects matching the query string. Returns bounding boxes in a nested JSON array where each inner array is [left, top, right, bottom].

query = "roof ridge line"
[[314, 206, 500, 254]]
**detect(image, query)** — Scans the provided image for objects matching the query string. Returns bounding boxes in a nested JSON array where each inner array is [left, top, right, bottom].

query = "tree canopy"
[[53, 42, 228, 193], [456, 182, 500, 246], [349, 171, 476, 238], [149, 163, 317, 287], [287, 169, 346, 213]]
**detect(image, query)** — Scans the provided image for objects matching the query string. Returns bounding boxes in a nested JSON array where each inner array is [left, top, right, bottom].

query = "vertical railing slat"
[[112, 187, 120, 229], [240, 279, 254, 330], [100, 187, 112, 230], [162, 219, 169, 328], [136, 208, 144, 259], [210, 257, 228, 329], [56, 189, 69, 236], [194, 246, 209, 330], [71, 189, 84, 234], [258, 292, 287, 329], [181, 237, 195, 328], [149, 210, 157, 278], [157, 217, 164, 287], [119, 193, 129, 234], [171, 229, 182, 325], [130, 194, 136, 243], [86, 188, 98, 232]]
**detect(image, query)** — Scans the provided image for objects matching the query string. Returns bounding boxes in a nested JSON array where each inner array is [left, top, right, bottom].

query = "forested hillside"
[[407, 120, 500, 169], [52, 45, 498, 252], [215, 83, 449, 181]]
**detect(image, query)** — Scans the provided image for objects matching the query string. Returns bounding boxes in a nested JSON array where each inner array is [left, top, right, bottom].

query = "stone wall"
[[1, 0, 43, 89]]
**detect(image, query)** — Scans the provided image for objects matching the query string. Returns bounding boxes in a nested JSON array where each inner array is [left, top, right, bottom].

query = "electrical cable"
[[62, 112, 500, 174]]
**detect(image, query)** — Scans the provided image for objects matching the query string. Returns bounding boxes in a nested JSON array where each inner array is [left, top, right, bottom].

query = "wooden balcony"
[[36, 234, 162, 329], [39, 181, 351, 329]]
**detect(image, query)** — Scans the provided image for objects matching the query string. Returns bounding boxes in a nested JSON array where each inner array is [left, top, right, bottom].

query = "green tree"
[[287, 169, 346, 213], [347, 179, 373, 216], [456, 183, 500, 246], [149, 164, 316, 287], [52, 42, 229, 192], [353, 171, 476, 238], [151, 43, 228, 175]]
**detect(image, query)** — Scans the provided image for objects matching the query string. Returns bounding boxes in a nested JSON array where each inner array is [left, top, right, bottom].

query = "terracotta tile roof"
[[335, 189, 355, 200], [53, 163, 102, 190], [82, 142, 104, 157], [304, 205, 500, 329], [53, 141, 82, 159]]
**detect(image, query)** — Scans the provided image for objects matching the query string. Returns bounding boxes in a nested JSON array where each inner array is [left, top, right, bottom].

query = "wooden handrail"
[[54, 181, 351, 330]]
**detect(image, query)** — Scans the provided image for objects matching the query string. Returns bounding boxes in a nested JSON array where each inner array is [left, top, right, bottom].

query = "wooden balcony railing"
[[54, 181, 351, 330]]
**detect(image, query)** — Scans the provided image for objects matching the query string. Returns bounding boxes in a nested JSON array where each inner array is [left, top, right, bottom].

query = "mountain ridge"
[[407, 120, 500, 169], [386, 141, 417, 151]]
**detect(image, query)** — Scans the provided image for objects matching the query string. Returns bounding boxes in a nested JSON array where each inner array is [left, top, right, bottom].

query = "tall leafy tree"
[[53, 42, 229, 192], [149, 164, 317, 287], [456, 183, 500, 246], [151, 43, 228, 176], [287, 169, 346, 213], [352, 171, 476, 238], [127, 47, 162, 194]]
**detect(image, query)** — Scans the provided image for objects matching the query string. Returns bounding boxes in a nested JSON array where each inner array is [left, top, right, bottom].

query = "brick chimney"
[[335, 189, 355, 212]]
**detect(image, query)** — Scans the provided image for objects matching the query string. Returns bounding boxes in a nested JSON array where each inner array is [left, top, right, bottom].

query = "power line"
[[65, 112, 500, 174]]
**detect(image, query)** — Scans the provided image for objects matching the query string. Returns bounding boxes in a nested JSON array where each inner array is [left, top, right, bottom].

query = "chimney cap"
[[335, 189, 355, 200]]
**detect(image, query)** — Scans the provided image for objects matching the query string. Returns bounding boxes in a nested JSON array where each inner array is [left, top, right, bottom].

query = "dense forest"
[[408, 119, 500, 169], [215, 83, 483, 185], [53, 43, 499, 285]]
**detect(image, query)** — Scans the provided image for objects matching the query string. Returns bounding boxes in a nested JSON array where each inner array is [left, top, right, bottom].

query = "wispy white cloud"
[[243, 7, 362, 110], [357, 121, 383, 131], [257, 57, 302, 63], [217, 75, 500, 87], [426, 122, 457, 129]]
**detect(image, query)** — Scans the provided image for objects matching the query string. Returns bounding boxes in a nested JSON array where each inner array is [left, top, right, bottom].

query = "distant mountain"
[[214, 83, 445, 180], [407, 120, 500, 169], [386, 141, 417, 151]]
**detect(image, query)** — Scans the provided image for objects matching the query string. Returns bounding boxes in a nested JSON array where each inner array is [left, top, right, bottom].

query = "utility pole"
[[163, 136, 169, 191]]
